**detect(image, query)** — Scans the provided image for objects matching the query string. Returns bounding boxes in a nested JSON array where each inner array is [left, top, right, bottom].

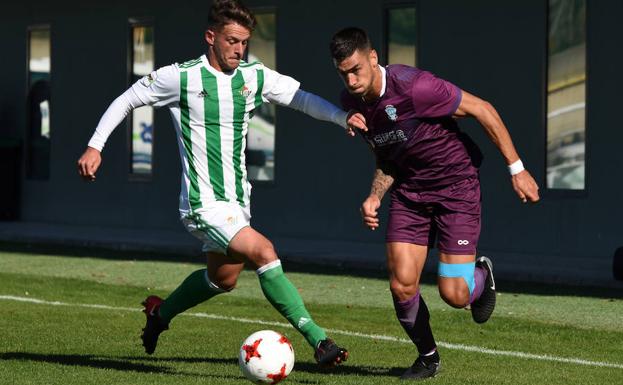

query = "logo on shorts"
[[384, 104, 398, 121], [457, 240, 470, 246], [226, 216, 238, 225]]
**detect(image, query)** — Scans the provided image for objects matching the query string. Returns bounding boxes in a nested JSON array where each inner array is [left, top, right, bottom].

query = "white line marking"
[[2, 295, 622, 370]]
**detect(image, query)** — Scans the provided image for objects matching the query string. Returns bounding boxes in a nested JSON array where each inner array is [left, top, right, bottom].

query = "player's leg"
[[385, 190, 440, 380], [159, 252, 243, 322], [141, 254, 244, 355], [437, 252, 477, 308], [388, 242, 440, 380], [156, 207, 247, 323], [141, 204, 246, 354], [141, 252, 243, 354], [437, 253, 495, 323], [228, 226, 347, 366], [434, 177, 495, 322], [388, 242, 433, 352]]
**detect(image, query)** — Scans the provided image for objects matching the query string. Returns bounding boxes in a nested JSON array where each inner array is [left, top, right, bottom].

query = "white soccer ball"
[[238, 330, 295, 384]]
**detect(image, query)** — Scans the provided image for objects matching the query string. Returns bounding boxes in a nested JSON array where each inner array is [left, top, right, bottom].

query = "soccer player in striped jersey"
[[77, 0, 365, 366], [330, 27, 540, 379]]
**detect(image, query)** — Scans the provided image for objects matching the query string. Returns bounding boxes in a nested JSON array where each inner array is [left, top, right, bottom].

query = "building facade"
[[1, 0, 621, 286]]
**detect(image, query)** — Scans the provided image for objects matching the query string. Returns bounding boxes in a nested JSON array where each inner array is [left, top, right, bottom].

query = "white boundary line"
[[2, 294, 622, 370]]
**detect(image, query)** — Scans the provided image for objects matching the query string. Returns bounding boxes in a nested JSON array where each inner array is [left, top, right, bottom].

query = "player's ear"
[[369, 49, 378, 66], [205, 29, 216, 45]]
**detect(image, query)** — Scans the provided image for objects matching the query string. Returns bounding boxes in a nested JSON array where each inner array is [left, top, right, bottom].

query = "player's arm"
[[287, 89, 367, 136], [361, 156, 394, 231], [259, 67, 366, 135], [77, 65, 179, 181], [77, 89, 146, 181], [453, 90, 540, 203]]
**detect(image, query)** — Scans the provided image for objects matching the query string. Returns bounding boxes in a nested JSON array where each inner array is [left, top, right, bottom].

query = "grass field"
[[1, 245, 622, 385]]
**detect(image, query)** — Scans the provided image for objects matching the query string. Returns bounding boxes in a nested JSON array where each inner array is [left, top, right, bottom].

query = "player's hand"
[[511, 170, 539, 203], [360, 195, 381, 230], [345, 110, 367, 137], [77, 147, 102, 182]]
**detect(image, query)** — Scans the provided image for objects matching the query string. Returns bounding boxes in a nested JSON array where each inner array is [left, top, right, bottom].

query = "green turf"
[[0, 249, 622, 384]]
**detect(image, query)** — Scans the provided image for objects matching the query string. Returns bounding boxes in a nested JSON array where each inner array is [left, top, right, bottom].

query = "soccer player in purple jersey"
[[334, 27, 540, 380]]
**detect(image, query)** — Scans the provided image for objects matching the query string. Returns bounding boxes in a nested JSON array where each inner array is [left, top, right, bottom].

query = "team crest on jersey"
[[384, 105, 398, 121], [239, 85, 252, 98]]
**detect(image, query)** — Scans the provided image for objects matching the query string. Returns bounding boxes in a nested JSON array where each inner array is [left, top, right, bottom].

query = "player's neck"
[[206, 49, 220, 72], [361, 65, 383, 103], [206, 48, 233, 73]]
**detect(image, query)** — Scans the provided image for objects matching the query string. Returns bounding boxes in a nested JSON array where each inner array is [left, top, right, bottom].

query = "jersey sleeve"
[[260, 65, 301, 106], [411, 71, 462, 118], [130, 64, 180, 107], [288, 89, 349, 128]]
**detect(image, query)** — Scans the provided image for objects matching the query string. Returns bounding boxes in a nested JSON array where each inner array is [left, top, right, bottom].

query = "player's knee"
[[213, 276, 237, 292], [206, 270, 238, 292], [390, 279, 419, 301], [438, 261, 474, 307], [251, 242, 278, 267], [439, 285, 469, 308]]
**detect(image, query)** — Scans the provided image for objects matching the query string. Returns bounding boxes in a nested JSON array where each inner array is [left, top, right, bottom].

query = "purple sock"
[[470, 266, 486, 304], [393, 290, 436, 355]]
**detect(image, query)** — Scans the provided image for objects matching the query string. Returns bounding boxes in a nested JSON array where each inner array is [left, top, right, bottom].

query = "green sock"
[[258, 261, 327, 348], [159, 269, 225, 323]]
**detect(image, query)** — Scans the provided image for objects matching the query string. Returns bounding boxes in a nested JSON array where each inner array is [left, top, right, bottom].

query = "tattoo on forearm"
[[370, 168, 394, 200]]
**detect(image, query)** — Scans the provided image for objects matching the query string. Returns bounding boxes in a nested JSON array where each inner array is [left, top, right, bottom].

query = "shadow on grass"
[[0, 352, 243, 381], [294, 361, 404, 378], [0, 352, 401, 382], [0, 352, 174, 373], [123, 355, 404, 378], [1, 240, 621, 299]]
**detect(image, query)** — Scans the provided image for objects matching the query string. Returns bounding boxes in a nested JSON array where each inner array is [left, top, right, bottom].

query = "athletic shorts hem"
[[437, 247, 477, 255], [181, 201, 251, 254], [223, 224, 251, 254], [385, 238, 429, 246]]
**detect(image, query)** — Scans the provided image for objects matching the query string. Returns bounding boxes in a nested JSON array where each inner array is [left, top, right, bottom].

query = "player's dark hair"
[[208, 0, 257, 32], [330, 27, 372, 63]]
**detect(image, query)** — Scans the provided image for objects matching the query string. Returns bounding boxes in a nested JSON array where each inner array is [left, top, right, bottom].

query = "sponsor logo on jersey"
[[198, 90, 208, 98], [239, 85, 252, 98], [372, 129, 407, 147], [141, 71, 157, 87], [384, 104, 398, 121], [457, 240, 470, 245]]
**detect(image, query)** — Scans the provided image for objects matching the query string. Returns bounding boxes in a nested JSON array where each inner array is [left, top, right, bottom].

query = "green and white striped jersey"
[[131, 54, 300, 212]]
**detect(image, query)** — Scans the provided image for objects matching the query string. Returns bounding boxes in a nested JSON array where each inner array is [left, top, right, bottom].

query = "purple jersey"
[[341, 65, 481, 190]]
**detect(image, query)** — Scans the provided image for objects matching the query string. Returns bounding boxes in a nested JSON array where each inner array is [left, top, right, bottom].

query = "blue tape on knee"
[[438, 262, 476, 294]]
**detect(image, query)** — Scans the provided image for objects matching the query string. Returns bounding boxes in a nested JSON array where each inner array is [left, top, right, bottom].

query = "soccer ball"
[[238, 330, 295, 384]]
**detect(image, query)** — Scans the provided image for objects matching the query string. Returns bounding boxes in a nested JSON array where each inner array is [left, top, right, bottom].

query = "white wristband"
[[508, 159, 524, 176]]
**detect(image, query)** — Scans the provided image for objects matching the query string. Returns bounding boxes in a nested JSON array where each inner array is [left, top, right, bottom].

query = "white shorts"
[[180, 201, 251, 254]]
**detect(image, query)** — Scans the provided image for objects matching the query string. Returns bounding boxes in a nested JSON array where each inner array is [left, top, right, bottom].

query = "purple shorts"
[[386, 177, 481, 255]]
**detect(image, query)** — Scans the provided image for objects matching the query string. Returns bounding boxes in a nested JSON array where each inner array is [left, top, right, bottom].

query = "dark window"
[[26, 26, 51, 179]]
